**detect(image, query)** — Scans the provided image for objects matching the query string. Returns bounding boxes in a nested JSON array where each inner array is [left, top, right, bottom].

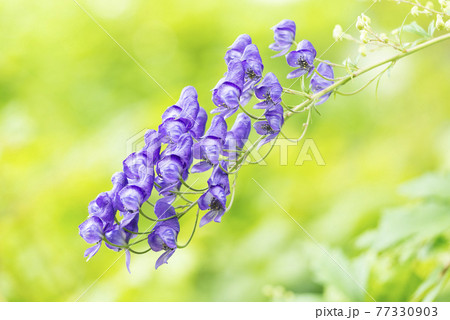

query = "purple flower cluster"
[[212, 34, 264, 117], [80, 19, 337, 272], [269, 20, 334, 104]]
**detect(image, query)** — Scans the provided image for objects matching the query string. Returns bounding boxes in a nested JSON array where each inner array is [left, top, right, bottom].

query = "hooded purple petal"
[[269, 19, 296, 57], [224, 34, 252, 64]]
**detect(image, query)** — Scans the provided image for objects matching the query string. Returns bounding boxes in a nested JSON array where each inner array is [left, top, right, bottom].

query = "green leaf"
[[398, 21, 430, 39], [398, 172, 450, 201], [428, 20, 436, 38], [357, 202, 450, 252]]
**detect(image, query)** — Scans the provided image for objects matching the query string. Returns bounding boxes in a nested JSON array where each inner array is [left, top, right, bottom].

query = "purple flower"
[[240, 44, 264, 106], [143, 129, 162, 163], [192, 115, 228, 173], [123, 151, 154, 199], [104, 217, 138, 273], [197, 162, 231, 227], [208, 162, 231, 195], [286, 40, 316, 79], [224, 34, 252, 64], [253, 104, 284, 147], [88, 192, 115, 229], [159, 86, 200, 143], [269, 19, 296, 57], [212, 60, 245, 118], [79, 216, 105, 261], [176, 86, 200, 130], [310, 61, 334, 105], [155, 133, 193, 197], [190, 107, 208, 141], [223, 113, 251, 159], [148, 200, 180, 269], [198, 185, 228, 227], [116, 185, 146, 214], [254, 73, 283, 109]]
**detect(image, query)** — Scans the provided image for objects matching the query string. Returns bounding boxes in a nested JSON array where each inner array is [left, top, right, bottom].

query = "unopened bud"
[[359, 45, 367, 57], [411, 6, 420, 16], [436, 14, 445, 30], [379, 33, 389, 43], [439, 0, 448, 10], [333, 24, 344, 41], [446, 19, 450, 31], [360, 30, 369, 43], [356, 16, 365, 30], [361, 13, 371, 25]]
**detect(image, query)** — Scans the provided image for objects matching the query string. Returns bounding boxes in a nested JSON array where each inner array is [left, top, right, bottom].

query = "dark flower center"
[[297, 57, 310, 69], [261, 123, 275, 134], [246, 68, 257, 80], [210, 197, 223, 211], [263, 92, 273, 103]]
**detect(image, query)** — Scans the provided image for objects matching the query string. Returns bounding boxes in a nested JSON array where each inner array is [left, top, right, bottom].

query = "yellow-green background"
[[1, 0, 449, 301]]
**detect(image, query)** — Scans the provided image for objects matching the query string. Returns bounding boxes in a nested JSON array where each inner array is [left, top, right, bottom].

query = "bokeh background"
[[1, 0, 449, 302]]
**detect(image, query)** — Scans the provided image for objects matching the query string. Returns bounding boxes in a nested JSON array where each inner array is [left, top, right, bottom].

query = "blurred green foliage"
[[0, 0, 449, 301]]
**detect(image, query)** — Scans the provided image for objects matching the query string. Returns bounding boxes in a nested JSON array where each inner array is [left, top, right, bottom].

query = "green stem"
[[285, 32, 450, 117]]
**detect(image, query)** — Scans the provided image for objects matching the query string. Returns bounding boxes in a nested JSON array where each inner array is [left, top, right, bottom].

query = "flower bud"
[[360, 30, 369, 43], [439, 0, 448, 10], [359, 45, 367, 57], [361, 13, 371, 25], [411, 6, 420, 16], [333, 24, 344, 41], [445, 19, 450, 31], [436, 15, 445, 30], [379, 33, 389, 43], [356, 16, 365, 30], [426, 1, 434, 10]]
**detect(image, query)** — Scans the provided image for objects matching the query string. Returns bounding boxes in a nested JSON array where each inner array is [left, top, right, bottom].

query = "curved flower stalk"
[[79, 3, 450, 271]]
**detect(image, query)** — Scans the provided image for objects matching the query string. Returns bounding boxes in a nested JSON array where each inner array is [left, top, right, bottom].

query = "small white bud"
[[445, 19, 450, 31], [379, 33, 389, 43], [436, 14, 445, 30], [333, 24, 344, 41], [361, 13, 371, 25], [360, 30, 369, 43], [356, 16, 365, 30], [359, 45, 367, 57], [439, 0, 448, 10], [426, 1, 434, 10], [411, 6, 420, 16]]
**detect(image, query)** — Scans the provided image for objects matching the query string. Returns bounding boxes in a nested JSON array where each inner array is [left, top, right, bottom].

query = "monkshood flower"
[[105, 214, 139, 273], [143, 129, 162, 163], [269, 19, 296, 57], [198, 163, 230, 227], [190, 107, 207, 141], [155, 133, 193, 198], [224, 34, 252, 64], [88, 192, 115, 229], [254, 104, 284, 147], [240, 44, 264, 106], [192, 115, 227, 173], [254, 72, 283, 109], [123, 151, 155, 199], [148, 200, 180, 269], [286, 40, 317, 79], [223, 113, 251, 160], [79, 216, 105, 261], [310, 61, 334, 105], [159, 86, 200, 143], [212, 60, 245, 118]]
